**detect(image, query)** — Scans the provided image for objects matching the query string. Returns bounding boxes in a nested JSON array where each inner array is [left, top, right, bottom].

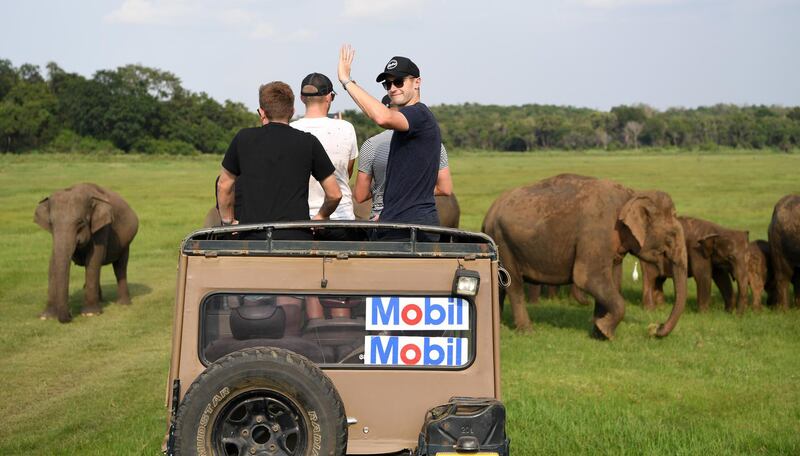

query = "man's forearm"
[[217, 179, 235, 221], [317, 195, 342, 219], [344, 82, 392, 126]]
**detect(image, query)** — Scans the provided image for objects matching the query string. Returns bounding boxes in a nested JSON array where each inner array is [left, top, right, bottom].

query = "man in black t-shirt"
[[216, 81, 341, 238], [337, 45, 441, 238]]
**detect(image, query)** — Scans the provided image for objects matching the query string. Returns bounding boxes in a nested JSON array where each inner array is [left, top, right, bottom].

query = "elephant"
[[434, 194, 461, 228], [746, 240, 776, 310], [350, 191, 461, 228], [482, 174, 688, 339], [768, 194, 800, 309], [203, 206, 222, 228], [641, 216, 750, 313], [34, 183, 139, 322]]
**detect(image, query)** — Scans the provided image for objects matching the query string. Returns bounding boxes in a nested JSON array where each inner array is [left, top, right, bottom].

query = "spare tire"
[[174, 347, 347, 456]]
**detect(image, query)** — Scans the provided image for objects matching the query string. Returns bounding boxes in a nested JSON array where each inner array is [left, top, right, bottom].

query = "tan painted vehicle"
[[164, 222, 509, 456]]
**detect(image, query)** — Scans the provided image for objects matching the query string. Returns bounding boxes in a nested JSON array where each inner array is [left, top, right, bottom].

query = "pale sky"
[[2, 0, 798, 113]]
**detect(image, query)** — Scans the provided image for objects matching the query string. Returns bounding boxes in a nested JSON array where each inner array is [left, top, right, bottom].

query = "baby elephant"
[[35, 183, 139, 322], [642, 216, 749, 313], [746, 240, 775, 310]]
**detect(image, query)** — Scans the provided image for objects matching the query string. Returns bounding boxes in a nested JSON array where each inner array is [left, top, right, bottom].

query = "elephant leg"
[[694, 260, 713, 312], [772, 255, 793, 311], [506, 272, 531, 332], [113, 247, 132, 305], [574, 261, 624, 340], [641, 261, 659, 310], [82, 234, 108, 316], [570, 285, 592, 306], [612, 260, 623, 292], [84, 282, 103, 302], [544, 285, 558, 299], [712, 269, 735, 312], [526, 283, 541, 304], [654, 277, 667, 307], [750, 279, 764, 311], [585, 281, 625, 340]]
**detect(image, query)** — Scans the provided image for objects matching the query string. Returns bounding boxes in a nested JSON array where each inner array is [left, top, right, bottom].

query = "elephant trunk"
[[47, 232, 76, 323], [656, 262, 687, 337]]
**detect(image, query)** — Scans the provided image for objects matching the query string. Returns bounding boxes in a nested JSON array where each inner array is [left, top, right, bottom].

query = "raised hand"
[[338, 44, 355, 84]]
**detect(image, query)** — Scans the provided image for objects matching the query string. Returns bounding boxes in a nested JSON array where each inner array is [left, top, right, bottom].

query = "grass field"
[[0, 151, 798, 455]]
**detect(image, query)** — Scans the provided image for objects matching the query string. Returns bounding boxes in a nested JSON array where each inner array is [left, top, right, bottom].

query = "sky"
[[2, 0, 799, 114]]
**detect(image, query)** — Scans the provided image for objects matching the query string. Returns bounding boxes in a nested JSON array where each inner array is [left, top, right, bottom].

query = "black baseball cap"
[[300, 72, 336, 96], [375, 56, 420, 82]]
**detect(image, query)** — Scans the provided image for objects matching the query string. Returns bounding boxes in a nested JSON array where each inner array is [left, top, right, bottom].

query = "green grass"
[[0, 151, 798, 455]]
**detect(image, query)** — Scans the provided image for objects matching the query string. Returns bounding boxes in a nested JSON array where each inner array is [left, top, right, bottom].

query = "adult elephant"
[[642, 217, 749, 313], [482, 174, 688, 339], [768, 194, 800, 309], [34, 183, 139, 323]]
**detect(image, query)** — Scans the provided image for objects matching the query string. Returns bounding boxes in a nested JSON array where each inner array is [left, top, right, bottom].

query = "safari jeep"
[[164, 222, 509, 456]]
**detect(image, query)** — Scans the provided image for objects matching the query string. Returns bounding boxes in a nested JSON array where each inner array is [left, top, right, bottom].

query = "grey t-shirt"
[[358, 130, 448, 219]]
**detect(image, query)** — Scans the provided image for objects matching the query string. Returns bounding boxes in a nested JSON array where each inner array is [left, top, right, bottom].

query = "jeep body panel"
[[166, 223, 502, 454]]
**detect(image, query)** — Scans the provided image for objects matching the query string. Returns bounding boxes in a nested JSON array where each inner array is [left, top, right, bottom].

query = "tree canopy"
[[1, 59, 798, 153]]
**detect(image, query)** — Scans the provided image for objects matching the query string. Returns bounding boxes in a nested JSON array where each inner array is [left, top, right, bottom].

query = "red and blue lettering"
[[365, 336, 467, 366], [366, 297, 469, 330]]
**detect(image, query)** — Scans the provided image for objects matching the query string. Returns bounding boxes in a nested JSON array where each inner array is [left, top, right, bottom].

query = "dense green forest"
[[2, 59, 799, 153]]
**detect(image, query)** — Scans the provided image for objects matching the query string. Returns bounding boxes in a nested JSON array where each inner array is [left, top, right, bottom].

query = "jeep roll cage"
[[182, 221, 498, 260]]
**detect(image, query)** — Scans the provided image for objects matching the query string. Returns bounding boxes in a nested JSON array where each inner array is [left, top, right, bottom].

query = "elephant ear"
[[34, 197, 51, 232], [90, 197, 114, 234], [619, 195, 654, 249], [697, 234, 718, 259]]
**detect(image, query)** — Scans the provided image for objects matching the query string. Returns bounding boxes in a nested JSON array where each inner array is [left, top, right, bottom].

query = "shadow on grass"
[[531, 302, 591, 331], [501, 298, 593, 332], [67, 282, 153, 315]]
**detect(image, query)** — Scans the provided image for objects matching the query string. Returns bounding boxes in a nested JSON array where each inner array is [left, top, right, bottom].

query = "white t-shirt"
[[290, 117, 358, 220]]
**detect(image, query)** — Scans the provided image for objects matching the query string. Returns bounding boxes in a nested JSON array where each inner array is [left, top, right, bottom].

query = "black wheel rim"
[[211, 389, 307, 456]]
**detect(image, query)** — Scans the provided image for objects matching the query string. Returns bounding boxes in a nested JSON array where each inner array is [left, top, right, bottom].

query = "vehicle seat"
[[203, 297, 335, 364]]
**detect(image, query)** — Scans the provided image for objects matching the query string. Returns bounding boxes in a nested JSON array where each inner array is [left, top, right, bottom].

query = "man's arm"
[[338, 45, 409, 131], [216, 167, 237, 223], [434, 167, 453, 196], [354, 171, 373, 203], [313, 174, 342, 220]]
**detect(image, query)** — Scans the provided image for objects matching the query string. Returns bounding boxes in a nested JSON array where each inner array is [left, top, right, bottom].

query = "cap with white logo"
[[375, 56, 420, 82]]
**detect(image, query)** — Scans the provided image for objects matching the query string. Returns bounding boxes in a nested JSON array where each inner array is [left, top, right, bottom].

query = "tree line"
[[348, 103, 800, 152], [0, 59, 252, 154], [2, 59, 799, 154]]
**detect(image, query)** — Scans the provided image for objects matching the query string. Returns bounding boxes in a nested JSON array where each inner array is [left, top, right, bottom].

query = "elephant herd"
[[482, 174, 800, 339], [32, 178, 799, 340]]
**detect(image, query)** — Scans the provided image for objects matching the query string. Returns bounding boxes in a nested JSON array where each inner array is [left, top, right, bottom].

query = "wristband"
[[342, 79, 356, 90]]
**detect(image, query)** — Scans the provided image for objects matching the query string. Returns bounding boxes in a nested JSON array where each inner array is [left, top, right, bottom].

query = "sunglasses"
[[381, 78, 414, 90]]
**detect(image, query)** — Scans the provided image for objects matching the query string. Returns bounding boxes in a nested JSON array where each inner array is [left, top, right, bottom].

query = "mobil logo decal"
[[366, 297, 469, 330], [365, 336, 468, 366]]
